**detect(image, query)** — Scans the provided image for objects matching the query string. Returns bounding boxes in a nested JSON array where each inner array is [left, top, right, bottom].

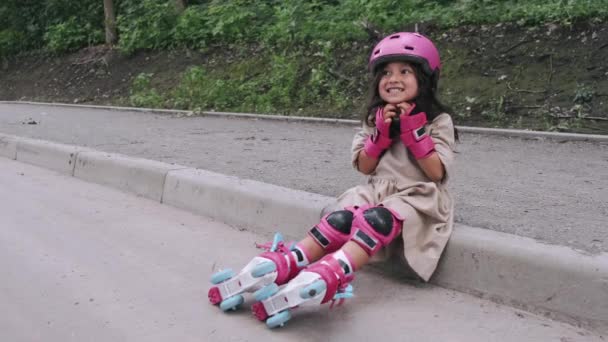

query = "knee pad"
[[308, 208, 356, 253], [350, 206, 402, 256]]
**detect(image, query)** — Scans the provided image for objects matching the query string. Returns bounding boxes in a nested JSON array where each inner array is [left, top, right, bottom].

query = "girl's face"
[[378, 61, 418, 105]]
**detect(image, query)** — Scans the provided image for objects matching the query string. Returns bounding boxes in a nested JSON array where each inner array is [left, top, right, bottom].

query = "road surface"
[[0, 103, 606, 256], [0, 157, 603, 341]]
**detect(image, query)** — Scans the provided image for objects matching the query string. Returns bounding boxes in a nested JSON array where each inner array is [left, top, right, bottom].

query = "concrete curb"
[[435, 226, 608, 332], [74, 151, 188, 202], [1, 132, 606, 333], [162, 168, 335, 235], [0, 134, 17, 159], [3, 101, 608, 142], [16, 137, 87, 175]]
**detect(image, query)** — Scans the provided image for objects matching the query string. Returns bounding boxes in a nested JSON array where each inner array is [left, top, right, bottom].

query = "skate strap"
[[255, 232, 294, 254], [256, 232, 301, 284], [308, 255, 354, 305], [331, 284, 355, 308]]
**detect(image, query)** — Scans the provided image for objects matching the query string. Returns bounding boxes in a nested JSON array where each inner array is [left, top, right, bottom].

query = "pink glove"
[[363, 107, 393, 159], [399, 105, 435, 159]]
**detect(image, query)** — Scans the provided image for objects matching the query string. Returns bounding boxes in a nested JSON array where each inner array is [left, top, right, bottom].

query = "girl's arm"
[[395, 103, 449, 183], [355, 150, 380, 175], [416, 152, 445, 182]]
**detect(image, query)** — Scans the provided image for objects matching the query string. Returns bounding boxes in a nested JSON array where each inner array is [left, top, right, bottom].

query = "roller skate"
[[251, 205, 403, 328], [208, 233, 307, 312], [251, 252, 355, 328]]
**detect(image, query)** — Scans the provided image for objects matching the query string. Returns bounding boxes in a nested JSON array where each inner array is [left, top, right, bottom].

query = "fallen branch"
[[71, 57, 104, 66], [507, 82, 546, 94], [547, 54, 554, 84], [327, 69, 356, 83], [357, 20, 383, 41], [583, 116, 608, 121], [549, 114, 608, 121], [510, 105, 543, 110], [502, 40, 532, 54]]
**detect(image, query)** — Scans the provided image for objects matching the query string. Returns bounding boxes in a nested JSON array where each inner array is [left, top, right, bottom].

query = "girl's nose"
[[388, 73, 401, 82]]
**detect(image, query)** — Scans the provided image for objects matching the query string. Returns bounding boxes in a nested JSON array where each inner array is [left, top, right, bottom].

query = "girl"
[[208, 32, 457, 329]]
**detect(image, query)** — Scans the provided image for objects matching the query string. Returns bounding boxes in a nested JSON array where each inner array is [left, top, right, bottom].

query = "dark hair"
[[361, 62, 459, 141]]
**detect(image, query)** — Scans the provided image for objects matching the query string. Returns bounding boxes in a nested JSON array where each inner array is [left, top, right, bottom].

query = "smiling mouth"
[[386, 88, 404, 94]]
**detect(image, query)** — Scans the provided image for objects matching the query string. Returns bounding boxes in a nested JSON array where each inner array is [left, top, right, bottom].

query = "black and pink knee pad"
[[350, 205, 403, 256], [308, 207, 358, 253]]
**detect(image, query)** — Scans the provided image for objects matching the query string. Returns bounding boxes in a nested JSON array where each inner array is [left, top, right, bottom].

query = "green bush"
[[171, 64, 266, 111], [44, 17, 103, 53], [425, 0, 608, 27], [1, 1, 47, 52], [171, 66, 213, 109], [129, 73, 164, 108], [173, 5, 210, 49], [204, 0, 274, 44], [262, 0, 364, 48], [4, 0, 608, 57], [166, 51, 354, 115], [0, 29, 26, 56], [117, 0, 178, 54], [255, 54, 299, 111]]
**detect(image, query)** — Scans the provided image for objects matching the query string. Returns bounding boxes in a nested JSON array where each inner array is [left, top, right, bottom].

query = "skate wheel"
[[252, 302, 269, 321], [299, 279, 327, 299], [211, 269, 234, 284], [254, 283, 279, 302], [251, 261, 277, 278], [219, 294, 244, 312], [208, 287, 222, 305], [266, 310, 291, 329]]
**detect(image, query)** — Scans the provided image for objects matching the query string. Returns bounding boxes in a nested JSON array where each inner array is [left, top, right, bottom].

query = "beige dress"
[[335, 113, 456, 281]]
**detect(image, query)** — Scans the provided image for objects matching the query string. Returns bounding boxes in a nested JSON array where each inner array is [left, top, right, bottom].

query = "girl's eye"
[[401, 69, 411, 74], [382, 70, 391, 76]]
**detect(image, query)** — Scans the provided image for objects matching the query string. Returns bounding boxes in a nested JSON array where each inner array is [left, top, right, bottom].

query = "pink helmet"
[[368, 32, 441, 79]]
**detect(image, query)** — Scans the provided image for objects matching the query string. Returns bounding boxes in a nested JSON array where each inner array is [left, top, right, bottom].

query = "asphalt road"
[[0, 158, 603, 341], [0, 103, 606, 254]]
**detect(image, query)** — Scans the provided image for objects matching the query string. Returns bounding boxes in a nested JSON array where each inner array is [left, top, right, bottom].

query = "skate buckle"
[[255, 232, 294, 253], [330, 284, 354, 308]]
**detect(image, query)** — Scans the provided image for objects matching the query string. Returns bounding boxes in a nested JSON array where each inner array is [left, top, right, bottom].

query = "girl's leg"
[[208, 208, 356, 310], [253, 205, 402, 327], [296, 235, 326, 264], [340, 240, 371, 270]]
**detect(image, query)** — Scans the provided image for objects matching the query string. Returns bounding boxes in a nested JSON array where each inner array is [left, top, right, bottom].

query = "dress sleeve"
[[429, 113, 456, 183], [351, 123, 375, 170]]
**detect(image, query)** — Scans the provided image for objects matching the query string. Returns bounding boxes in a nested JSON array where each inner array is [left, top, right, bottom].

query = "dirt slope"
[[1, 21, 607, 134]]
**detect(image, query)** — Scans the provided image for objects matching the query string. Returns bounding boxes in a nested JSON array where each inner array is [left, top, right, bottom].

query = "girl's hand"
[[396, 102, 415, 116], [398, 103, 436, 160], [382, 104, 400, 124], [363, 107, 395, 160], [376, 106, 393, 137], [388, 102, 415, 138]]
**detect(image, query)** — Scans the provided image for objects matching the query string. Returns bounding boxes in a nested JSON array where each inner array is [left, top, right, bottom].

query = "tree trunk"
[[175, 0, 187, 13], [103, 0, 117, 45]]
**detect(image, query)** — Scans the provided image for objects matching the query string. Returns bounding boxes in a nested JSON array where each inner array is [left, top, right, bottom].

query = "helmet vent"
[[390, 35, 400, 39], [374, 49, 381, 55], [404, 45, 414, 50]]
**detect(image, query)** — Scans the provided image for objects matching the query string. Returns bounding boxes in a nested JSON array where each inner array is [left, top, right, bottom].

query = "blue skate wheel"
[[254, 283, 280, 302], [266, 310, 291, 329], [299, 279, 327, 299], [251, 261, 277, 278], [211, 269, 235, 284], [219, 294, 244, 312]]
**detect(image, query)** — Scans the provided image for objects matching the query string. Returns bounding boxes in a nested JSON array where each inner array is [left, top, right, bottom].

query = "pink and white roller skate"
[[251, 205, 402, 328], [208, 233, 308, 312], [251, 253, 354, 328]]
